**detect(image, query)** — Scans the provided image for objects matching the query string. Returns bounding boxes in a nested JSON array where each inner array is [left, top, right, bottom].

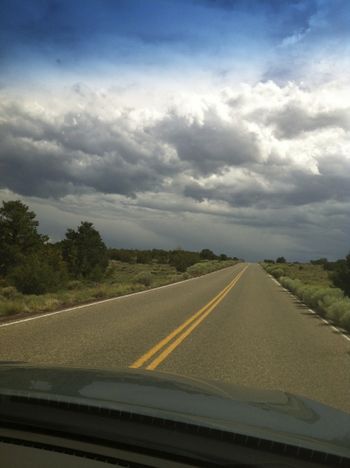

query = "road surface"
[[1, 263, 350, 413]]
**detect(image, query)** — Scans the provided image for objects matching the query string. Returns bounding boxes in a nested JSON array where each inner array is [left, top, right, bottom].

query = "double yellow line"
[[130, 265, 248, 371]]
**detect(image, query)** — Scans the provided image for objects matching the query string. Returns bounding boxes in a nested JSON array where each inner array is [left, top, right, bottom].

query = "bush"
[[325, 300, 350, 323], [133, 272, 153, 286], [279, 277, 303, 294], [331, 256, 350, 297], [279, 273, 350, 328], [66, 280, 84, 290], [169, 251, 200, 272], [340, 311, 350, 332], [0, 286, 20, 299], [269, 268, 285, 278], [9, 249, 67, 295]]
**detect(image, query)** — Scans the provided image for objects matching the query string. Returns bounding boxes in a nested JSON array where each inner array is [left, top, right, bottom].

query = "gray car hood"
[[0, 365, 350, 459]]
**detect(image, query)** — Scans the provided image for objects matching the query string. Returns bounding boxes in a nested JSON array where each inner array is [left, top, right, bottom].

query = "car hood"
[[1, 365, 350, 459]]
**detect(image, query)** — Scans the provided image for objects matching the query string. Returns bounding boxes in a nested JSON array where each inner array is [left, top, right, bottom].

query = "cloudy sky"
[[1, 0, 350, 260]]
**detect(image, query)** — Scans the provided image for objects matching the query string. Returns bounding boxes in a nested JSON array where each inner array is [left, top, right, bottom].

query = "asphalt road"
[[1, 263, 350, 413]]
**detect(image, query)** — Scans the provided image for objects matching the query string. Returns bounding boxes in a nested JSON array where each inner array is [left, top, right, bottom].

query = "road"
[[1, 263, 350, 413]]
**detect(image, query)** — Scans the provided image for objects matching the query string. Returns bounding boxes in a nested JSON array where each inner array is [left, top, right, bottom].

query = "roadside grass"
[[0, 259, 239, 318], [187, 259, 238, 277], [268, 263, 331, 287], [261, 262, 350, 333]]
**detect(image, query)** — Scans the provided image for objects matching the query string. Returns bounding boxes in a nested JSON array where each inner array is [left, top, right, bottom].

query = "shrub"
[[0, 286, 20, 299], [279, 273, 350, 329], [270, 268, 284, 278], [326, 300, 350, 323], [133, 272, 153, 286], [9, 250, 67, 295], [304, 287, 343, 311], [280, 277, 303, 295], [340, 311, 350, 332], [66, 280, 84, 290]]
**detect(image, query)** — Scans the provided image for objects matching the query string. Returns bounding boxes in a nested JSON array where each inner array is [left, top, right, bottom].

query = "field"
[[0, 259, 239, 318]]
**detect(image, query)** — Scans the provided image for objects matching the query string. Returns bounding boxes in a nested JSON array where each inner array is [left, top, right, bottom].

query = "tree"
[[62, 222, 108, 279], [108, 248, 136, 263], [310, 258, 328, 265], [169, 250, 200, 272], [10, 244, 67, 294], [219, 254, 228, 261], [276, 256, 286, 263], [0, 200, 47, 275], [136, 250, 152, 264], [331, 255, 350, 297], [200, 249, 217, 260]]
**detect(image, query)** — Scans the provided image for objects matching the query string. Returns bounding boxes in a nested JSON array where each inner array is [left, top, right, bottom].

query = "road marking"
[[0, 264, 243, 329], [130, 265, 248, 370]]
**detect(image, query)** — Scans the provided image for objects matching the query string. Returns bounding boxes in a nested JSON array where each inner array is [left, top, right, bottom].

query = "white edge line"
[[265, 270, 350, 344], [0, 263, 245, 329]]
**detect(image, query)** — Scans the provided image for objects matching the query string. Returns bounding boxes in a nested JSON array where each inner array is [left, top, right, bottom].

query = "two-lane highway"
[[1, 263, 350, 413]]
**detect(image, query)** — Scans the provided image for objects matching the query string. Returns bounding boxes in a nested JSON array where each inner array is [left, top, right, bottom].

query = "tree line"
[[0, 200, 237, 295], [108, 247, 238, 271]]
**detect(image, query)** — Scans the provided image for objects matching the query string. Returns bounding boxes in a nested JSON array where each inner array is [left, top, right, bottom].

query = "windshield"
[[1, 0, 350, 431]]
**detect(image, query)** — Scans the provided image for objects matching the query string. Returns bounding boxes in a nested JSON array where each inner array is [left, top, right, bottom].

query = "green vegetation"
[[187, 259, 239, 276], [265, 262, 332, 287], [330, 255, 350, 297], [0, 200, 48, 275], [0, 259, 238, 318], [0, 199, 240, 318], [61, 221, 108, 280], [262, 262, 350, 332], [276, 256, 286, 263]]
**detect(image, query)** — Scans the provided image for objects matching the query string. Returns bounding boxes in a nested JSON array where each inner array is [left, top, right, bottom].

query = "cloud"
[[152, 108, 261, 176], [0, 100, 182, 197], [1, 79, 350, 259], [266, 103, 350, 138]]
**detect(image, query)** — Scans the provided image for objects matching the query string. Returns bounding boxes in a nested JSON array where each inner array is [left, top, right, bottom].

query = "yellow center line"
[[129, 265, 248, 369]]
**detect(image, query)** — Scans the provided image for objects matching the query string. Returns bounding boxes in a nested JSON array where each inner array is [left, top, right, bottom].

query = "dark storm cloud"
[[152, 110, 261, 176], [184, 158, 350, 210], [0, 103, 182, 198], [2, 87, 350, 218], [266, 104, 350, 138]]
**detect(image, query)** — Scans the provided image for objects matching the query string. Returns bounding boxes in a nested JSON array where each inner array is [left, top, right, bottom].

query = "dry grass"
[[0, 259, 239, 318]]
